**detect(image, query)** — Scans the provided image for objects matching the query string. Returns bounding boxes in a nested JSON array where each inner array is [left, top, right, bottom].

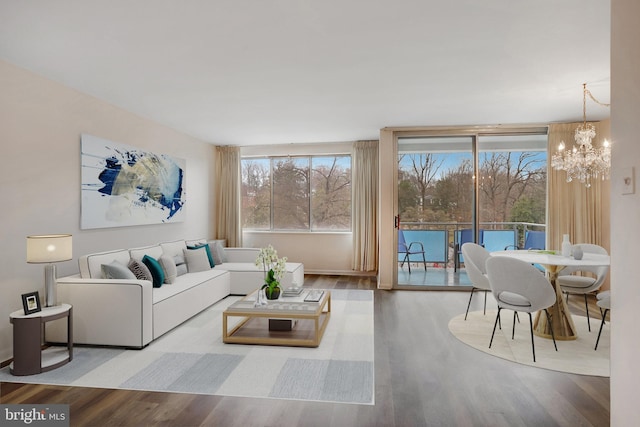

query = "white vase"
[[561, 234, 572, 257], [572, 245, 583, 260]]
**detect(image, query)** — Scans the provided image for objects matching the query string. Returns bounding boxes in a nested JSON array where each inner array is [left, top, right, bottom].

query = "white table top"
[[10, 303, 72, 319], [490, 250, 610, 267]]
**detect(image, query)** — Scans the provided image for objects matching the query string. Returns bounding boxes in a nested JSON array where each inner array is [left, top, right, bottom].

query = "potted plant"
[[255, 245, 287, 300]]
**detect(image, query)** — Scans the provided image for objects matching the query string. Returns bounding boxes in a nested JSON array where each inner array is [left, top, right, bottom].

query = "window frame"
[[241, 154, 352, 232]]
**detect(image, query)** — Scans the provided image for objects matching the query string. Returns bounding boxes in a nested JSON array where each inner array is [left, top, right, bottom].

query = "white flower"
[[255, 244, 288, 281]]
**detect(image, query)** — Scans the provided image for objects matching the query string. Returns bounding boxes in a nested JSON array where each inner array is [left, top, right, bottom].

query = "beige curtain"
[[215, 146, 242, 247], [352, 140, 379, 271], [548, 121, 611, 289]]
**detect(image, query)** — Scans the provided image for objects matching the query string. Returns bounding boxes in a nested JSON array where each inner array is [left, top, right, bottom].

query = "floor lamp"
[[26, 234, 73, 307]]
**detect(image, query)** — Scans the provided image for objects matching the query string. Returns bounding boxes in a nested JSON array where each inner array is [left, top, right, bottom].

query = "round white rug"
[[448, 310, 610, 377]]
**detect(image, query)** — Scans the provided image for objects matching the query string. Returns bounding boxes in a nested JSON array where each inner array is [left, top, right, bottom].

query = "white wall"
[[240, 142, 356, 274], [610, 0, 640, 424], [242, 231, 353, 274], [0, 60, 217, 362]]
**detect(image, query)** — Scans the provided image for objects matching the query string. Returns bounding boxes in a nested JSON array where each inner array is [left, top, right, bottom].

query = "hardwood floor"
[[1, 275, 610, 427]]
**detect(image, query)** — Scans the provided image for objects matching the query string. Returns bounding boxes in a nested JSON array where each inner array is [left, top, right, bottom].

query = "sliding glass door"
[[395, 130, 547, 289], [397, 136, 476, 287]]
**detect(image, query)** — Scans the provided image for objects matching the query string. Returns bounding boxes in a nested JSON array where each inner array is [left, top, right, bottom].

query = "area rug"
[[448, 310, 609, 377], [0, 289, 374, 405]]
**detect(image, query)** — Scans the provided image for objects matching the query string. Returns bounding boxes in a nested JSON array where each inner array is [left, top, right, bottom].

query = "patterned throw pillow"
[[128, 258, 153, 282]]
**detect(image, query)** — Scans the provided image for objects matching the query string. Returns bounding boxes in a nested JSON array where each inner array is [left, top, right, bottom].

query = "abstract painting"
[[81, 134, 186, 229]]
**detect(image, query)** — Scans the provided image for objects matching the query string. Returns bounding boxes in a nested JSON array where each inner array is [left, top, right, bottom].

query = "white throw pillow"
[[159, 255, 178, 284], [183, 247, 211, 273]]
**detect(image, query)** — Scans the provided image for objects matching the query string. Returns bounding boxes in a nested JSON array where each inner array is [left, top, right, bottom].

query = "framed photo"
[[21, 291, 42, 315]]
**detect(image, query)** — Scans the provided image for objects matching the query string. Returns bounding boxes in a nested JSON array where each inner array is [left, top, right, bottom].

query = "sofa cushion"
[[152, 268, 229, 304], [129, 244, 163, 261], [81, 249, 131, 279], [143, 255, 165, 288], [183, 247, 211, 273], [101, 260, 136, 280], [160, 240, 187, 258], [128, 258, 153, 281], [174, 254, 188, 276], [159, 255, 178, 284]]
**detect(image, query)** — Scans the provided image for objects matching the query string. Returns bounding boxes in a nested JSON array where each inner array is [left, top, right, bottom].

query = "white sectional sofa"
[[46, 239, 304, 348]]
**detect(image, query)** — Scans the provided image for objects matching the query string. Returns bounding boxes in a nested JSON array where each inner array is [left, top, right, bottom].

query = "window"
[[242, 155, 351, 231]]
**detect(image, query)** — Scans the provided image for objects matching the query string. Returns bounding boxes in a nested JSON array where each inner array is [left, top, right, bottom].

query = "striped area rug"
[[0, 289, 375, 405]]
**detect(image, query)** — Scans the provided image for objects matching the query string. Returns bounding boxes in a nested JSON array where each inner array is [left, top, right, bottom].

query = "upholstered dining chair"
[[557, 243, 609, 331], [486, 256, 558, 362], [455, 229, 483, 272], [595, 290, 611, 351], [504, 230, 546, 251], [461, 242, 493, 320]]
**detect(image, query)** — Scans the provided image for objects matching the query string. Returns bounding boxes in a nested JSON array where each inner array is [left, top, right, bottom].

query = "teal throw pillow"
[[143, 255, 165, 288], [188, 244, 215, 268]]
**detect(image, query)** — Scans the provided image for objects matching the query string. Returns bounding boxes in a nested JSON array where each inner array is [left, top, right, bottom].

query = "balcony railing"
[[399, 221, 546, 268]]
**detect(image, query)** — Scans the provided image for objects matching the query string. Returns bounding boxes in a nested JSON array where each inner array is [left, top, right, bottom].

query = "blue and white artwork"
[[81, 134, 186, 229]]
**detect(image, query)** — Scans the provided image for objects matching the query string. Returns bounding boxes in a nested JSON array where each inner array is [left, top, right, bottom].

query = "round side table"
[[9, 303, 73, 376]]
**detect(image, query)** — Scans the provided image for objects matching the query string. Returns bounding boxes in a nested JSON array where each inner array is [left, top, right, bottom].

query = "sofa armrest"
[[224, 247, 260, 263], [46, 275, 154, 348]]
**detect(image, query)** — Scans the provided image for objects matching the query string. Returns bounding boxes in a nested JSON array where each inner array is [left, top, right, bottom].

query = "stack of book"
[[282, 286, 304, 297], [304, 290, 324, 302]]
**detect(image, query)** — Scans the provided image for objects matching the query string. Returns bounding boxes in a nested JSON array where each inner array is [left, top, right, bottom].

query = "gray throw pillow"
[[128, 258, 153, 281], [159, 255, 178, 284], [174, 254, 188, 276], [217, 241, 228, 263], [209, 242, 223, 265], [183, 247, 211, 273], [102, 260, 136, 280]]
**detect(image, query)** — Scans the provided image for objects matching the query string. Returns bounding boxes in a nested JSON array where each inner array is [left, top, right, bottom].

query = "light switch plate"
[[622, 167, 635, 195]]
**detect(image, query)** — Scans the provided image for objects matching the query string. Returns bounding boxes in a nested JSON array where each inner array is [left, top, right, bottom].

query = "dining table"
[[489, 249, 610, 340]]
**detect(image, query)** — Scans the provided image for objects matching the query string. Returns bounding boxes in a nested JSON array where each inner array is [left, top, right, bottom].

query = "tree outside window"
[[242, 155, 351, 231]]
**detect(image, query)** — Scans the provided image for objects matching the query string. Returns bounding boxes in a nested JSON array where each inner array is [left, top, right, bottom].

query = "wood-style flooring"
[[0, 275, 610, 427]]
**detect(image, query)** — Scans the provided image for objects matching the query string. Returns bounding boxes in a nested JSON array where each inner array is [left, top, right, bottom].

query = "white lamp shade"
[[26, 234, 73, 263]]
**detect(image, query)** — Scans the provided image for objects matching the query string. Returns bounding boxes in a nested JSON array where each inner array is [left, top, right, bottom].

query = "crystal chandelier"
[[551, 83, 611, 187]]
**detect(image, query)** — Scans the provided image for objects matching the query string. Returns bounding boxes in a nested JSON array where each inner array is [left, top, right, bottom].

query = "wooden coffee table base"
[[223, 292, 331, 347]]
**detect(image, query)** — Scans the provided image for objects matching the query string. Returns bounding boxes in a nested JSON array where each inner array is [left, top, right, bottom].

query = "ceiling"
[[0, 1, 611, 146]]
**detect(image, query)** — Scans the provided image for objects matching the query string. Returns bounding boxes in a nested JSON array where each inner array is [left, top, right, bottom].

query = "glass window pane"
[[477, 135, 547, 249], [241, 158, 271, 229], [273, 157, 310, 230], [311, 156, 352, 230], [398, 137, 473, 227]]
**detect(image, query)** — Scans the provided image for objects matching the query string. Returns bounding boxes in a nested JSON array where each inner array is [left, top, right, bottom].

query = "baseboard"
[[304, 270, 377, 277]]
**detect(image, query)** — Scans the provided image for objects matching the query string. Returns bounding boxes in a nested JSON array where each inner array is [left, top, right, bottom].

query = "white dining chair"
[[557, 243, 609, 331], [461, 242, 493, 320], [486, 256, 558, 362], [595, 291, 611, 350]]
